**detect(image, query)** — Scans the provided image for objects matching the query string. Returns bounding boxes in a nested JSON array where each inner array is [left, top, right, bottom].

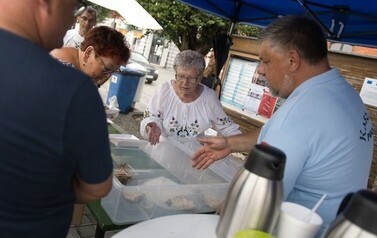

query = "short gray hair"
[[173, 50, 205, 73], [259, 15, 327, 65], [75, 6, 97, 20]]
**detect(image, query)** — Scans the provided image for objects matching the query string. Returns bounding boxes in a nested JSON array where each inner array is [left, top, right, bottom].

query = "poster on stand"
[[360, 77, 377, 107], [221, 57, 258, 109], [221, 55, 283, 122], [257, 92, 277, 118], [243, 84, 265, 114]]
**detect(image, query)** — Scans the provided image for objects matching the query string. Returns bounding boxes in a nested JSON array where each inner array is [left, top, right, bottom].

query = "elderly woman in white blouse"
[[140, 50, 241, 145]]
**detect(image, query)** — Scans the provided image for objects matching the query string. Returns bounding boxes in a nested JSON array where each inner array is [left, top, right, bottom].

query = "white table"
[[111, 214, 220, 238]]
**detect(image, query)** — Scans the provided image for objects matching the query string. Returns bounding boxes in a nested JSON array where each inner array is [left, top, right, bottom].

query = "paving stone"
[[77, 224, 96, 238], [66, 227, 81, 238]]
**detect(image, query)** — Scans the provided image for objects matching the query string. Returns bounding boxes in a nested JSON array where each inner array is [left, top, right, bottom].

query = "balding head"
[[0, 0, 82, 50]]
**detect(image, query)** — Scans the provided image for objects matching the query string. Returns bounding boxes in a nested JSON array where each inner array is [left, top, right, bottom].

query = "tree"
[[236, 24, 261, 38], [88, 0, 260, 55], [137, 0, 231, 54], [86, 2, 111, 22], [87, 2, 129, 30]]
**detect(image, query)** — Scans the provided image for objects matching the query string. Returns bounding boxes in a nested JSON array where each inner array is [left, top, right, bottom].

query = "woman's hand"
[[146, 122, 161, 145], [192, 136, 232, 169]]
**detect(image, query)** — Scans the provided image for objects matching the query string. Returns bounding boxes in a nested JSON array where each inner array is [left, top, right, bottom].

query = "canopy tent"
[[177, 0, 377, 47], [88, 0, 163, 30]]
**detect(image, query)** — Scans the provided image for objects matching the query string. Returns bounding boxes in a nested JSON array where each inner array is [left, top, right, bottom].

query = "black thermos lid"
[[244, 143, 286, 181], [342, 189, 377, 235]]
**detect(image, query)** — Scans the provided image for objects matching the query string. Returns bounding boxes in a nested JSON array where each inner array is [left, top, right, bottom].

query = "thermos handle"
[[336, 192, 354, 216]]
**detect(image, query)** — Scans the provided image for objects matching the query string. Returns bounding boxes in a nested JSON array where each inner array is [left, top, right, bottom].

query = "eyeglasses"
[[79, 16, 96, 25], [73, 0, 87, 16], [175, 73, 200, 84], [96, 53, 120, 75]]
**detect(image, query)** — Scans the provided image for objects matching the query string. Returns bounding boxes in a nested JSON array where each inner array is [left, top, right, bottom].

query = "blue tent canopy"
[[177, 0, 377, 47]]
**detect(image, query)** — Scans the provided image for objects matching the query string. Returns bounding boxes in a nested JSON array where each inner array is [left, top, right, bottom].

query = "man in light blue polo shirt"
[[192, 16, 373, 237]]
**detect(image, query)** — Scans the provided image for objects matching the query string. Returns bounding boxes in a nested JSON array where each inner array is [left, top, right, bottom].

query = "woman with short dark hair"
[[51, 26, 131, 87]]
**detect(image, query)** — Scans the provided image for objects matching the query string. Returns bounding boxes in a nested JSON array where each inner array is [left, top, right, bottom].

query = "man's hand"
[[146, 122, 161, 145], [192, 136, 232, 169]]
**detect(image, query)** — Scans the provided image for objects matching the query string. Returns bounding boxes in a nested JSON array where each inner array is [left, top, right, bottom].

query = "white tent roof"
[[88, 0, 163, 30]]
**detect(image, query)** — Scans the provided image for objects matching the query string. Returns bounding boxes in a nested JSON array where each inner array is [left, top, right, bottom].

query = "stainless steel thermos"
[[216, 143, 286, 238], [322, 189, 377, 238]]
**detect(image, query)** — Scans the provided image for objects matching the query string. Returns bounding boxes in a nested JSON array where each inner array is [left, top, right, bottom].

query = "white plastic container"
[[101, 137, 243, 225]]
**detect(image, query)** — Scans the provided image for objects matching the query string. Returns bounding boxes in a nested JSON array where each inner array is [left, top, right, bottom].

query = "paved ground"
[[67, 206, 119, 238], [66, 65, 173, 238]]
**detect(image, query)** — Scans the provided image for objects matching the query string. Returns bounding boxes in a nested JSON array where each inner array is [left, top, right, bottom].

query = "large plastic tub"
[[102, 137, 243, 225]]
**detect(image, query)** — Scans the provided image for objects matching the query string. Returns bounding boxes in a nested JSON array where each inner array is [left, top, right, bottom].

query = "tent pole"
[[228, 0, 241, 35], [296, 0, 333, 37], [228, 22, 235, 35]]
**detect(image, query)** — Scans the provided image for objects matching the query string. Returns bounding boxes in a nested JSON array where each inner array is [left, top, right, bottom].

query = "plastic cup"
[[275, 202, 323, 238], [234, 229, 275, 238]]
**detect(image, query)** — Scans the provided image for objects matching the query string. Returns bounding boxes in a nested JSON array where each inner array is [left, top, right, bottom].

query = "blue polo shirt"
[[258, 69, 373, 236]]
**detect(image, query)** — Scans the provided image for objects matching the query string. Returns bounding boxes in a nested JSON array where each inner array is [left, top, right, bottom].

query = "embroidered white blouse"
[[140, 81, 241, 139]]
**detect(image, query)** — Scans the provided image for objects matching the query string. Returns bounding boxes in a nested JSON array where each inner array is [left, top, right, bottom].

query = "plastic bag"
[[105, 96, 120, 120]]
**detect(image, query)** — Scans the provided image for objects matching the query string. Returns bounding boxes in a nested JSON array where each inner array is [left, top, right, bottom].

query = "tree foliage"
[[87, 2, 111, 23], [137, 0, 232, 55], [236, 24, 261, 38], [88, 0, 261, 55]]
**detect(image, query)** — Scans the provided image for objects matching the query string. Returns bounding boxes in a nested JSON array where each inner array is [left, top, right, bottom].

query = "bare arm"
[[192, 128, 261, 169], [228, 128, 260, 152], [146, 122, 161, 145], [73, 173, 113, 203], [50, 48, 79, 68]]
